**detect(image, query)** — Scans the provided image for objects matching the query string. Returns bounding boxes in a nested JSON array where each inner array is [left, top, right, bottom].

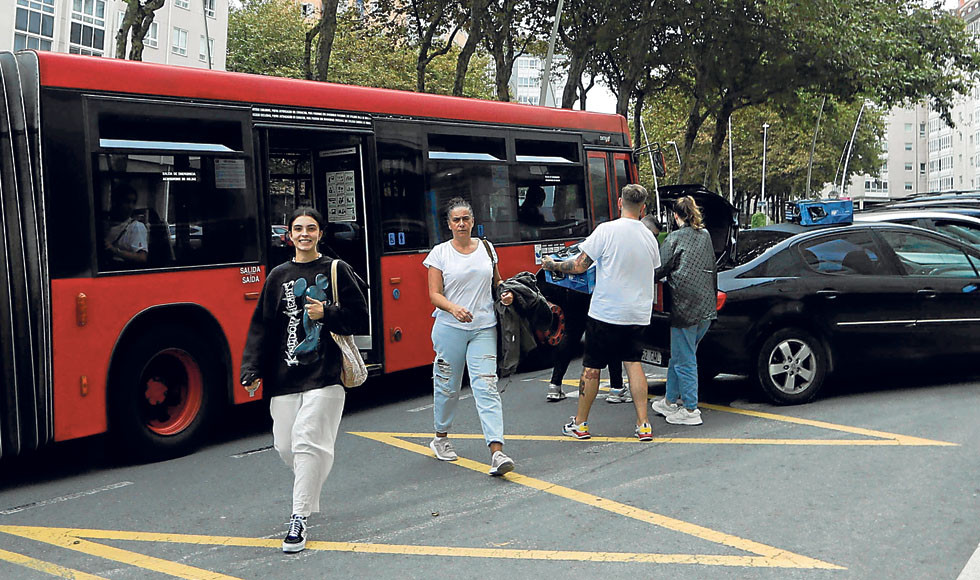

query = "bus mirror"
[[653, 151, 666, 178]]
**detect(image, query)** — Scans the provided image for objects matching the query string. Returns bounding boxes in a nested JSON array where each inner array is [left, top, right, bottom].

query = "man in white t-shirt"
[[541, 184, 661, 441], [104, 184, 148, 265]]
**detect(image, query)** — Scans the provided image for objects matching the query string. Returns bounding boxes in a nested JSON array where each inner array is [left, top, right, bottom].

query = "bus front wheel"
[[109, 325, 218, 460]]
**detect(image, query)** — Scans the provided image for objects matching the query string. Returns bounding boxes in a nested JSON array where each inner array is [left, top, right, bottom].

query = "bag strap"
[[481, 238, 495, 263], [330, 259, 340, 306]]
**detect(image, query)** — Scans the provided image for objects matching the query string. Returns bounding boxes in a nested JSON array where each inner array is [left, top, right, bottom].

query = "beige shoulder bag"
[[330, 260, 368, 387]]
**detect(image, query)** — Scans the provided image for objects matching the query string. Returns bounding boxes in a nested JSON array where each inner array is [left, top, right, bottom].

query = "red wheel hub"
[[140, 348, 203, 436]]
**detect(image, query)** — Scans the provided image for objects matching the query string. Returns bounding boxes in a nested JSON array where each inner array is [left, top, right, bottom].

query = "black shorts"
[[582, 317, 644, 369]]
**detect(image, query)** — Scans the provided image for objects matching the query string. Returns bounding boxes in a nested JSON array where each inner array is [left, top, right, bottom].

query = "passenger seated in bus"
[[103, 183, 148, 265], [518, 185, 546, 226]]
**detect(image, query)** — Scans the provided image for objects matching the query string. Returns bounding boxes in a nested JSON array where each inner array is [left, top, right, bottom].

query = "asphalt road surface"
[[1, 359, 979, 580]]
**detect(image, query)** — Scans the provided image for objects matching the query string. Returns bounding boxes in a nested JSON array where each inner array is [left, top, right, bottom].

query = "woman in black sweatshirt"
[[241, 207, 367, 554]]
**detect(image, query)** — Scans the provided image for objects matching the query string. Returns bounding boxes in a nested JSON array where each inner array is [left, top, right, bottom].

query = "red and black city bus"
[[0, 50, 637, 459]]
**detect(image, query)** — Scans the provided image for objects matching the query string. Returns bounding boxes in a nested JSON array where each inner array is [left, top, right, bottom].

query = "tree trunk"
[[704, 100, 734, 193], [304, 28, 318, 80], [117, 0, 163, 61], [453, 0, 486, 96], [490, 48, 510, 100], [632, 88, 645, 154], [115, 1, 137, 59], [315, 0, 340, 81], [561, 51, 589, 109], [680, 96, 707, 183]]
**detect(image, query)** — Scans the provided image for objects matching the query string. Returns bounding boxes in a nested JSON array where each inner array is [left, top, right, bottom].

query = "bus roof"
[[35, 52, 631, 139]]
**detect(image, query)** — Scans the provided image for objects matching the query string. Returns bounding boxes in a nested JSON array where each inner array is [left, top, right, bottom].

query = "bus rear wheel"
[[109, 326, 217, 460]]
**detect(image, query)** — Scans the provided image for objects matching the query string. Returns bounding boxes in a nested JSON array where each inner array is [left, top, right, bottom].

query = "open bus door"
[[313, 145, 373, 354], [260, 126, 377, 369]]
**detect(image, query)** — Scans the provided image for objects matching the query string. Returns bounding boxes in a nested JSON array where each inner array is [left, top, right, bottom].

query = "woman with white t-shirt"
[[423, 197, 516, 476]]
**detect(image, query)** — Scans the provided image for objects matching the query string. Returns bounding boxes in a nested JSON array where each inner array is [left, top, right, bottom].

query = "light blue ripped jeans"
[[431, 322, 504, 447]]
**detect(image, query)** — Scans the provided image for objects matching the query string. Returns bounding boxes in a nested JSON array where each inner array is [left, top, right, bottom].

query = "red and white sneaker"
[[562, 417, 591, 439], [634, 422, 653, 441]]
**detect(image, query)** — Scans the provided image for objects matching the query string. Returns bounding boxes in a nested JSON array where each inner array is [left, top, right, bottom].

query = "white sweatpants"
[[270, 385, 346, 517]]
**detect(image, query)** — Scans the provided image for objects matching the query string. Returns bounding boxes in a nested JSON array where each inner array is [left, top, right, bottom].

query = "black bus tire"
[[108, 325, 219, 461], [755, 327, 827, 405]]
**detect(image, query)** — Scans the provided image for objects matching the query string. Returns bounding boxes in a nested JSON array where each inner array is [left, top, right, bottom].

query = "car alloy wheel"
[[766, 338, 816, 395], [755, 327, 828, 405]]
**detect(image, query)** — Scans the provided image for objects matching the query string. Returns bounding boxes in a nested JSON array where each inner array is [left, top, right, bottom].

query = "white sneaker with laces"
[[666, 407, 703, 426], [488, 451, 515, 476], [651, 397, 680, 417], [282, 514, 307, 553], [429, 437, 458, 461], [546, 384, 567, 401], [606, 387, 632, 404]]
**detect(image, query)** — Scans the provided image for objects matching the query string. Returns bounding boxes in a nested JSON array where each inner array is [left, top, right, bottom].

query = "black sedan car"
[[639, 216, 980, 405]]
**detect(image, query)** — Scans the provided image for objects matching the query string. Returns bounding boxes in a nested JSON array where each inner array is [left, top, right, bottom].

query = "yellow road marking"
[[0, 526, 823, 568], [0, 546, 108, 579], [541, 383, 956, 446], [348, 432, 948, 446], [697, 403, 956, 446], [0, 525, 242, 580], [350, 431, 843, 570]]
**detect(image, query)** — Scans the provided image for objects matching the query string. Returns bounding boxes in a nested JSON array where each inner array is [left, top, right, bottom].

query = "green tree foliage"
[[227, 1, 493, 98], [660, 0, 980, 193], [638, 89, 883, 216], [227, 0, 311, 78], [329, 10, 495, 97]]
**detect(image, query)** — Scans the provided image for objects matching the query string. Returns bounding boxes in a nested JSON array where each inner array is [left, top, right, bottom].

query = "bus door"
[[313, 144, 373, 352], [586, 151, 612, 226], [261, 126, 376, 364], [586, 150, 637, 223]]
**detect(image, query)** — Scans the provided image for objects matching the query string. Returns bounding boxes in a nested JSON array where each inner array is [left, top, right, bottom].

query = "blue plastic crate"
[[542, 244, 596, 294], [790, 199, 853, 225], [545, 266, 596, 294]]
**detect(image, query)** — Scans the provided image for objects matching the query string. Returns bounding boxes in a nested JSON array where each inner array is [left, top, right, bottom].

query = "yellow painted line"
[[0, 547, 108, 579], [699, 404, 958, 446], [539, 385, 956, 446], [0, 526, 243, 580], [349, 432, 945, 446], [0, 526, 818, 568], [350, 432, 843, 570]]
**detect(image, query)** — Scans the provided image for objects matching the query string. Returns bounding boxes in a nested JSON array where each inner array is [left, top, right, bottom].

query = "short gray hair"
[[620, 184, 649, 209]]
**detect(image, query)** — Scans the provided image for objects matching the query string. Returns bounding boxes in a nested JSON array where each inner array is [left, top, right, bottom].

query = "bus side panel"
[[49, 267, 262, 442], [380, 245, 539, 374]]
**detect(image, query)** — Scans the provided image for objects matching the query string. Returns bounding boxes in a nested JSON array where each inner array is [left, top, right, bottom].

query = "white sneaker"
[[666, 407, 703, 426], [546, 384, 567, 401], [429, 437, 458, 461], [651, 397, 680, 417], [488, 451, 515, 476], [606, 387, 632, 403], [282, 514, 307, 553]]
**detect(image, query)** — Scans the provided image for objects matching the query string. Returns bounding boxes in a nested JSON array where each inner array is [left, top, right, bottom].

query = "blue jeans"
[[665, 320, 712, 411], [431, 323, 504, 446]]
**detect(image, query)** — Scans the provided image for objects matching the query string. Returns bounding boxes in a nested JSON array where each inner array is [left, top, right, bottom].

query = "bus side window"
[[376, 124, 427, 252], [91, 100, 258, 272]]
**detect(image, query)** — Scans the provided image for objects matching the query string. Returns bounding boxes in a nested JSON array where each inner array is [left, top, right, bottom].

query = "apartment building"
[[839, 0, 980, 203], [2, 0, 228, 70]]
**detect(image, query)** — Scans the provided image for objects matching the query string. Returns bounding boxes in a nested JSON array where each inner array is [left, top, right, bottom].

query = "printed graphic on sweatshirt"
[[282, 273, 331, 366]]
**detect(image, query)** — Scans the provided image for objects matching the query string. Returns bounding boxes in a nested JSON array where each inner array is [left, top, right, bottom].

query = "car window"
[[798, 232, 884, 276], [734, 230, 794, 265], [933, 220, 980, 252], [878, 230, 980, 278]]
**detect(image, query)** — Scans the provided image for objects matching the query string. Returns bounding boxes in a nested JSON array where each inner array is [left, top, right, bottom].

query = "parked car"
[[855, 209, 980, 252], [271, 224, 288, 247], [638, 195, 980, 405]]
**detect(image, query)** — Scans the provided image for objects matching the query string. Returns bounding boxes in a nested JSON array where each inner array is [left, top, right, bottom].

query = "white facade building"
[[840, 0, 980, 204], [2, 0, 228, 71], [841, 105, 930, 206]]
